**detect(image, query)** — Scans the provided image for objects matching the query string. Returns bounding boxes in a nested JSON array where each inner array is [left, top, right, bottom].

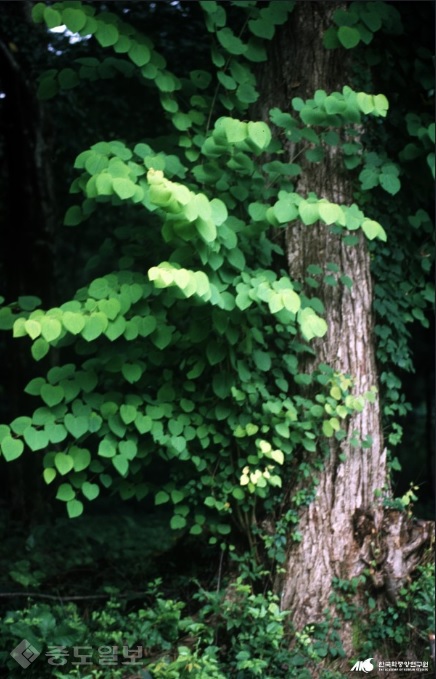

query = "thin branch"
[[0, 591, 149, 601]]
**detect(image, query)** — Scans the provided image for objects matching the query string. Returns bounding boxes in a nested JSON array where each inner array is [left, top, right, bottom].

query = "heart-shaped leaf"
[[81, 481, 100, 501], [54, 452, 74, 475], [41, 384, 64, 407], [64, 414, 88, 439], [66, 499, 83, 518], [1, 436, 24, 461]]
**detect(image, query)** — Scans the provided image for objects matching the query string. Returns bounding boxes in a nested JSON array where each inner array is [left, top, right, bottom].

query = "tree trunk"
[[254, 1, 434, 658]]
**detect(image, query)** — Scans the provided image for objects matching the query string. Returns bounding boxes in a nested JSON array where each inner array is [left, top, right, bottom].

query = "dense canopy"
[[0, 2, 434, 677]]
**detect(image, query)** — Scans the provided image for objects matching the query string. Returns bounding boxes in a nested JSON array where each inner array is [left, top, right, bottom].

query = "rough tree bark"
[[254, 1, 434, 659]]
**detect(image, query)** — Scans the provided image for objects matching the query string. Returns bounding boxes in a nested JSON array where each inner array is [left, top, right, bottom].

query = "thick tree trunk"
[[254, 1, 434, 658]]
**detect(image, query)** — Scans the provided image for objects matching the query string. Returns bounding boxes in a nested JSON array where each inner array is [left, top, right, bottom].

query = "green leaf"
[[54, 452, 74, 475], [81, 481, 100, 501], [18, 295, 42, 311], [67, 499, 83, 518], [216, 28, 247, 55], [120, 404, 137, 425], [373, 94, 389, 117], [305, 147, 324, 163], [337, 26, 361, 49], [281, 289, 301, 313], [356, 92, 374, 115], [227, 248, 246, 270], [270, 449, 284, 465], [155, 490, 170, 505], [273, 200, 298, 223], [85, 152, 109, 175], [23, 426, 49, 451], [206, 340, 226, 365], [76, 370, 98, 393], [298, 308, 328, 341], [105, 316, 127, 341], [247, 121, 271, 150], [248, 18, 275, 40], [31, 3, 46, 22], [10, 416, 32, 435], [379, 173, 400, 195], [190, 70, 212, 89], [40, 317, 62, 342], [330, 385, 342, 400], [318, 202, 343, 225], [81, 313, 108, 341], [119, 440, 138, 459], [170, 515, 187, 530], [112, 177, 137, 199], [98, 439, 116, 458], [0, 308, 14, 330], [196, 218, 217, 243], [171, 489, 185, 504], [62, 8, 87, 33], [155, 72, 179, 93], [64, 414, 88, 439], [213, 372, 233, 399], [90, 280, 111, 300], [1, 436, 24, 462], [323, 27, 341, 49], [220, 117, 247, 143], [98, 298, 121, 320], [95, 173, 113, 195], [43, 6, 62, 29], [237, 82, 259, 103], [24, 319, 41, 340], [210, 198, 228, 225], [122, 363, 143, 383], [58, 68, 80, 90], [361, 219, 382, 240], [299, 201, 319, 225], [253, 350, 271, 371], [232, 487, 245, 500], [56, 483, 75, 502], [340, 275, 353, 289], [70, 447, 91, 472], [128, 42, 151, 67], [112, 455, 129, 476], [62, 311, 86, 335], [43, 468, 56, 484], [95, 22, 119, 48], [64, 205, 84, 226], [40, 384, 64, 407]]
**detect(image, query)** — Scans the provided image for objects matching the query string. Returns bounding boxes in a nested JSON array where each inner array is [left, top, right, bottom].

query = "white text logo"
[[351, 658, 374, 673]]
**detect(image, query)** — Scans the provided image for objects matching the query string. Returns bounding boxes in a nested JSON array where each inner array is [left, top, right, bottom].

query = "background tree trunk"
[[254, 2, 433, 656], [0, 2, 57, 523]]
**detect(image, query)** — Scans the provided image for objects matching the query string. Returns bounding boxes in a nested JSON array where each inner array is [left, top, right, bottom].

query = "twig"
[[0, 591, 148, 601]]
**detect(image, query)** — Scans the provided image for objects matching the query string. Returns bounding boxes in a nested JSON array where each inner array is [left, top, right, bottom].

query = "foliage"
[[0, 1, 434, 675], [1, 555, 433, 678], [0, 572, 351, 679], [0, 1, 394, 555], [343, 1, 435, 470], [355, 559, 435, 660]]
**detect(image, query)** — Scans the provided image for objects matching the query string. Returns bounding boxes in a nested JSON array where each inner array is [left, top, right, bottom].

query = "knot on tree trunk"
[[353, 507, 435, 605]]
